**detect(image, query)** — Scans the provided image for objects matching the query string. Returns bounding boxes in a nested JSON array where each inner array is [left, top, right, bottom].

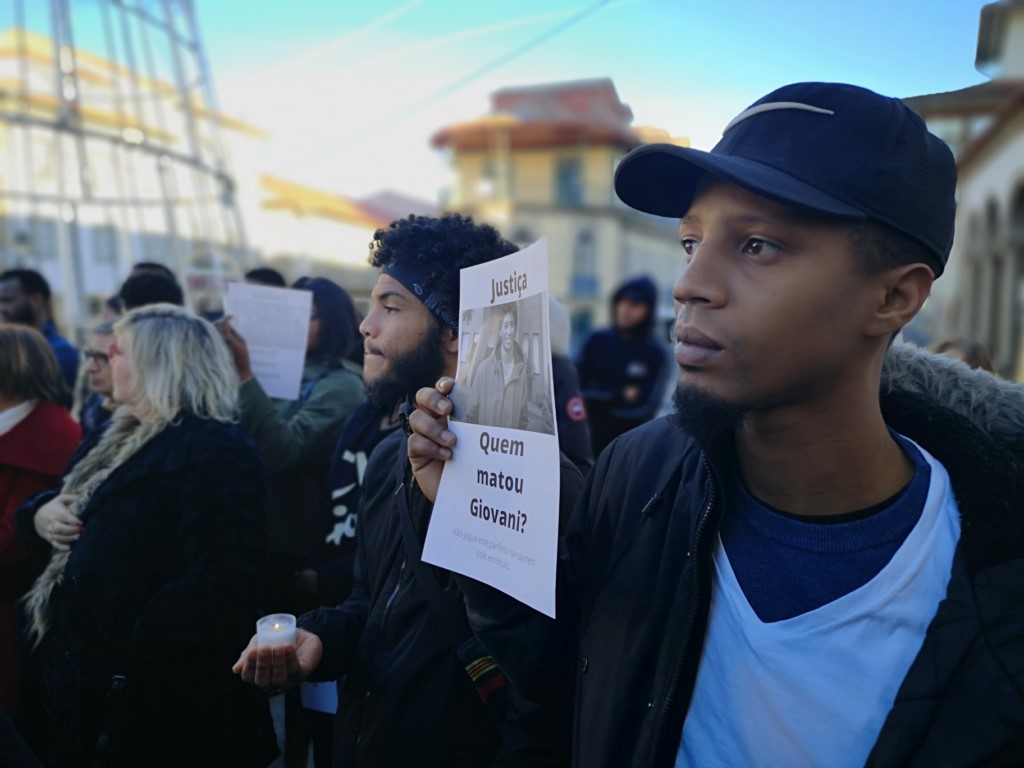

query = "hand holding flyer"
[[223, 282, 312, 400], [421, 239, 560, 617]]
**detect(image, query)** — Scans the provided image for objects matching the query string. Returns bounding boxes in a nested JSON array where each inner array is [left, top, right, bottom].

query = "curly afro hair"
[[369, 214, 518, 327]]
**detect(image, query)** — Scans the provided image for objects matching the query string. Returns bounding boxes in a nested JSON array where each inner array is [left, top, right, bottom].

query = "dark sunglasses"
[[83, 349, 110, 365]]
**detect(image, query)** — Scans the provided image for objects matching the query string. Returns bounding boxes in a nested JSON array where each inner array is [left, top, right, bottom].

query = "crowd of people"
[[1, 78, 1022, 768]]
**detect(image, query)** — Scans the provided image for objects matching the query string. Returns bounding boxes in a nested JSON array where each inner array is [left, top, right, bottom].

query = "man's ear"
[[864, 263, 934, 339]]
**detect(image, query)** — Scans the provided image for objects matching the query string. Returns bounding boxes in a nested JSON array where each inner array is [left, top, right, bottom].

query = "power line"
[[348, 0, 614, 144]]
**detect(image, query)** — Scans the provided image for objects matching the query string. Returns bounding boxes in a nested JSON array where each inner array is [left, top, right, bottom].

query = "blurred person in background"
[[549, 296, 593, 474], [576, 275, 674, 455], [119, 270, 184, 311], [218, 277, 364, 768], [101, 295, 123, 322], [0, 325, 80, 719], [246, 267, 288, 288], [78, 322, 118, 442], [129, 261, 177, 282], [16, 304, 276, 767], [0, 269, 78, 391], [934, 337, 995, 373], [217, 277, 365, 612]]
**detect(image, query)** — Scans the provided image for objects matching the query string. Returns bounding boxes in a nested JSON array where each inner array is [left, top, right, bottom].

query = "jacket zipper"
[[357, 479, 410, 760], [647, 452, 717, 768], [357, 557, 407, 759], [381, 557, 407, 632], [381, 479, 409, 633]]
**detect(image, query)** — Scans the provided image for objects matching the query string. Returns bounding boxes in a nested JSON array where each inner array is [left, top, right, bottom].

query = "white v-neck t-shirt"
[[677, 441, 960, 768]]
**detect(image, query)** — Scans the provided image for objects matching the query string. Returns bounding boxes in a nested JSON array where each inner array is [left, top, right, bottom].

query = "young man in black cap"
[[407, 83, 1024, 766], [234, 214, 580, 767]]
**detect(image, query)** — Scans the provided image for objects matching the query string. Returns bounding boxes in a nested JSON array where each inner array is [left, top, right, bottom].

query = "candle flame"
[[273, 622, 281, 631]]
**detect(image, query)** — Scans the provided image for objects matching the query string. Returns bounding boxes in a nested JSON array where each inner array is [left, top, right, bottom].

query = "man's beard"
[[670, 383, 746, 448], [364, 322, 448, 410]]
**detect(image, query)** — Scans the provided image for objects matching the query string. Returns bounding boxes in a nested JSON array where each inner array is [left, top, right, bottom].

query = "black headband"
[[382, 262, 458, 329]]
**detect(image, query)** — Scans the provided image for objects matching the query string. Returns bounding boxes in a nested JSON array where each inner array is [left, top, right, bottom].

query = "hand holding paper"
[[222, 282, 312, 400], [420, 239, 560, 618], [214, 316, 254, 382], [407, 378, 458, 503]]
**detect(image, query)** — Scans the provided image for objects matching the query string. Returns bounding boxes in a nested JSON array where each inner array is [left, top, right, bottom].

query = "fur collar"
[[882, 343, 1024, 452], [882, 343, 1024, 575]]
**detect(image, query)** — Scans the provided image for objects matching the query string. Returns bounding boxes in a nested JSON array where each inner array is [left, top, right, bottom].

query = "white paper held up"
[[422, 239, 560, 618], [224, 283, 312, 400]]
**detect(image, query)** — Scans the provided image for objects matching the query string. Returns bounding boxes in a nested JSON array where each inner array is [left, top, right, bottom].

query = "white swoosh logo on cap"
[[723, 102, 835, 135]]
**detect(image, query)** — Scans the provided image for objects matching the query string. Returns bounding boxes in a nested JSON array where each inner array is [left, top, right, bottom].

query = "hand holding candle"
[[256, 613, 296, 648], [233, 622, 324, 692]]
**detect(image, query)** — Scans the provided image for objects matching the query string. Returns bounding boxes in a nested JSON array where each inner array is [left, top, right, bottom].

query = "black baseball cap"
[[614, 82, 957, 276]]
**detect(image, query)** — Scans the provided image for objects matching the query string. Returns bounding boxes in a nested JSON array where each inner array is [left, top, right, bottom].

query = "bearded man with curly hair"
[[234, 214, 581, 768]]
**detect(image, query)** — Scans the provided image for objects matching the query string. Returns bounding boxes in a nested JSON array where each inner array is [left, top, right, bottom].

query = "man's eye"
[[680, 238, 699, 257], [383, 305, 399, 314], [742, 238, 780, 257]]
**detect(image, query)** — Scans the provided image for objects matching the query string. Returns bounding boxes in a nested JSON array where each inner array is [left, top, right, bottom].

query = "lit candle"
[[256, 613, 297, 648]]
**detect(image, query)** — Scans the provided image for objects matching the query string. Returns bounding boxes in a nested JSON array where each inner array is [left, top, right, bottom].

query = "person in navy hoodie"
[[576, 275, 673, 455]]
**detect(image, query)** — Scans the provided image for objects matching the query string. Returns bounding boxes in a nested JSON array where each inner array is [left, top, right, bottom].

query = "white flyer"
[[223, 282, 311, 400], [300, 680, 338, 715], [422, 239, 560, 618]]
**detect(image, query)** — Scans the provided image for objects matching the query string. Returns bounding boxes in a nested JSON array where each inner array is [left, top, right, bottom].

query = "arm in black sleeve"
[[454, 452, 586, 704]]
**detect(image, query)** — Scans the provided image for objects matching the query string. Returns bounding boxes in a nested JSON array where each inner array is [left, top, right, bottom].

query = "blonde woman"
[[16, 304, 277, 767]]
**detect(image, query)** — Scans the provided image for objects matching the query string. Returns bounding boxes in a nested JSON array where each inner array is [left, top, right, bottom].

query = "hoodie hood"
[[612, 275, 658, 337]]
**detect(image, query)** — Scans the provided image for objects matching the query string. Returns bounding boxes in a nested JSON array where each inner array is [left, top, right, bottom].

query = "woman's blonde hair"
[[113, 303, 238, 422], [0, 323, 67, 403]]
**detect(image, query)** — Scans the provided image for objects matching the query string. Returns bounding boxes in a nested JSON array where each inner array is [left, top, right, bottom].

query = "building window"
[[571, 229, 599, 297], [511, 226, 535, 246], [555, 157, 583, 206], [570, 310, 593, 358]]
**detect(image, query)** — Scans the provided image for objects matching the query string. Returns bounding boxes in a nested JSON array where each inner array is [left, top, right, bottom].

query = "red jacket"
[[0, 401, 80, 714]]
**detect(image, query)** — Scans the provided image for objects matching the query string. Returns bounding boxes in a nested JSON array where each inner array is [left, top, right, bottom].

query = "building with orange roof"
[[433, 77, 688, 347]]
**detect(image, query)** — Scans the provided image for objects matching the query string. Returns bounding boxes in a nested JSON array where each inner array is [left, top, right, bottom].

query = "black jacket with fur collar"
[[459, 345, 1024, 768]]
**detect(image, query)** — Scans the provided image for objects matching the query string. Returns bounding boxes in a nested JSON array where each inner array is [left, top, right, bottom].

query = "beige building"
[[905, 0, 1024, 379], [432, 78, 688, 348]]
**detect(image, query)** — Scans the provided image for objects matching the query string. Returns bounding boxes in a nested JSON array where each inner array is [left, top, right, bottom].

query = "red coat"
[[0, 401, 80, 715]]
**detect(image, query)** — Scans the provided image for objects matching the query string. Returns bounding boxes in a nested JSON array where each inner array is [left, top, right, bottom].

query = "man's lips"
[[675, 327, 723, 367]]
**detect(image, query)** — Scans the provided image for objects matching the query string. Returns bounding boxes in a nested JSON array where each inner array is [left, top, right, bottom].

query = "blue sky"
[[195, 0, 991, 201]]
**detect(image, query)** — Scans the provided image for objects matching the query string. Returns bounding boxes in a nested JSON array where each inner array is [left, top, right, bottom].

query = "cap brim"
[[614, 143, 868, 220]]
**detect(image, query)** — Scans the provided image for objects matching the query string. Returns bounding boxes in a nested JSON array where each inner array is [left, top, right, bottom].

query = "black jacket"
[[458, 346, 1024, 767], [15, 413, 277, 768], [299, 430, 582, 767]]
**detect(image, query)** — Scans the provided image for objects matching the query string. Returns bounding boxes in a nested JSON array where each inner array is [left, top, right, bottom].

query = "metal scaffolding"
[[0, 0, 251, 330]]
